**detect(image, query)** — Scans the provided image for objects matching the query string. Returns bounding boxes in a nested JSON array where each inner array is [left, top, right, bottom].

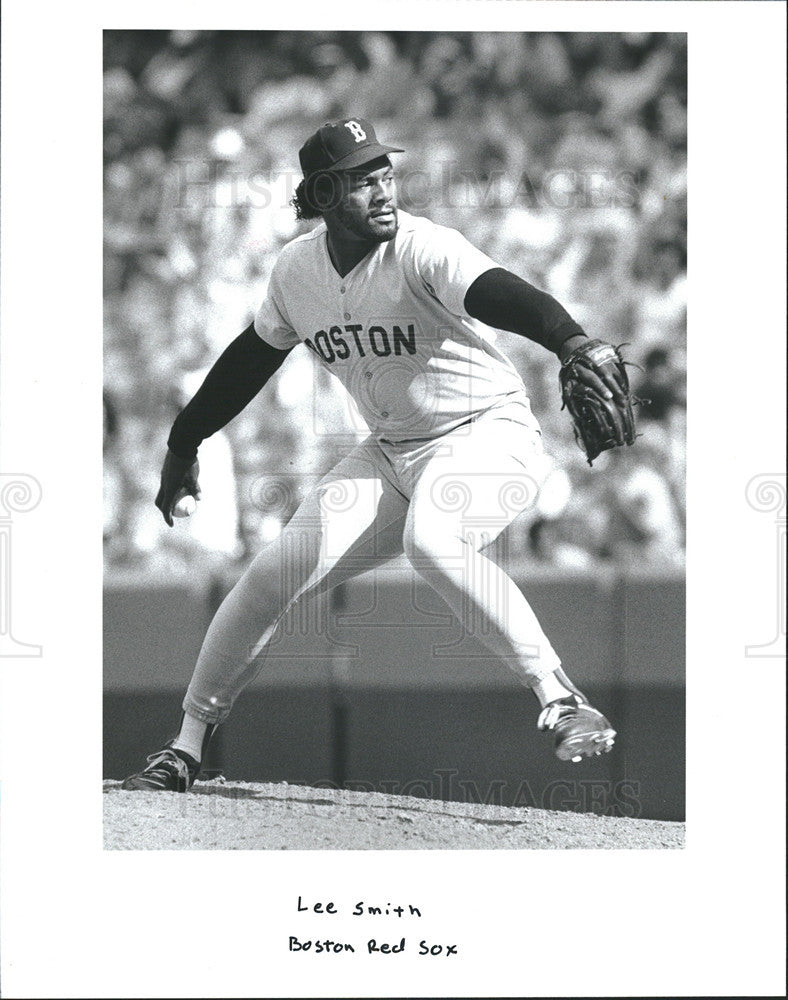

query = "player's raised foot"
[[121, 742, 200, 792], [537, 695, 616, 763]]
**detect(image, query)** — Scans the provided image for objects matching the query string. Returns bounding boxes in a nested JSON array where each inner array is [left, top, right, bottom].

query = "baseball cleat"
[[537, 695, 616, 762], [121, 742, 199, 792]]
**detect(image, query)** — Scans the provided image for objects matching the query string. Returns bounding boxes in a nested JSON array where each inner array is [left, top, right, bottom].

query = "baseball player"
[[123, 117, 633, 792]]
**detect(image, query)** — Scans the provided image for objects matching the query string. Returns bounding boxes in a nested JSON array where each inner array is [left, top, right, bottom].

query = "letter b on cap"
[[345, 120, 367, 143]]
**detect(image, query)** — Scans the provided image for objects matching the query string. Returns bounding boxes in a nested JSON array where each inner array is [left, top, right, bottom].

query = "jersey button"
[[340, 285, 346, 293], [344, 312, 351, 320], [381, 411, 389, 418], [364, 372, 372, 379]]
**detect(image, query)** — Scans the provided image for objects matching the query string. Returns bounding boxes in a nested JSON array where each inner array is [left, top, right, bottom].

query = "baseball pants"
[[183, 394, 562, 724]]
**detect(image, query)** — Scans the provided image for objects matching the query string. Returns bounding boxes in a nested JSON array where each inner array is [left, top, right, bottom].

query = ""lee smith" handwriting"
[[297, 895, 423, 918]]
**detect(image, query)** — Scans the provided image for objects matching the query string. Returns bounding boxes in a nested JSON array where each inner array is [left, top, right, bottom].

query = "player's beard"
[[335, 202, 398, 243]]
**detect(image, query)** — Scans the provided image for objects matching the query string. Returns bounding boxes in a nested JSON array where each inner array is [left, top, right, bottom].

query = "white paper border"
[[1, 2, 785, 997]]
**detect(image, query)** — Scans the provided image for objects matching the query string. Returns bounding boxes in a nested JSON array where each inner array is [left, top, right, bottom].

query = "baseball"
[[173, 494, 197, 518]]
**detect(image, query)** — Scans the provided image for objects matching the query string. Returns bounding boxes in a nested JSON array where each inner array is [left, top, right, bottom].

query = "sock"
[[531, 670, 574, 709], [171, 712, 210, 763]]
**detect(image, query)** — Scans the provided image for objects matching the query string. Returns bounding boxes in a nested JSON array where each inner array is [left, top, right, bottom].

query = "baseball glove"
[[559, 339, 637, 465]]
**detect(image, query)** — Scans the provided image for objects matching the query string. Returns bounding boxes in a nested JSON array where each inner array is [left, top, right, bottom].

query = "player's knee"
[[402, 523, 429, 569], [403, 523, 456, 575], [229, 567, 285, 618], [240, 547, 314, 611]]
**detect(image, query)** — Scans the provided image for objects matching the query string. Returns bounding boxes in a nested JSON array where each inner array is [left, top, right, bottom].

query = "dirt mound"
[[103, 779, 684, 850]]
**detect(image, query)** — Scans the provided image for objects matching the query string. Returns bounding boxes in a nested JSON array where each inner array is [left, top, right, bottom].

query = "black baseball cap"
[[298, 117, 404, 179]]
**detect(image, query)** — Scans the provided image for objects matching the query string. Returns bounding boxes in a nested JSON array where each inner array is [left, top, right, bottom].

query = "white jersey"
[[254, 210, 531, 443]]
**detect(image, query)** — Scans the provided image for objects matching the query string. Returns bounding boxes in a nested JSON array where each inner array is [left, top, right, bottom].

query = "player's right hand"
[[155, 449, 201, 527]]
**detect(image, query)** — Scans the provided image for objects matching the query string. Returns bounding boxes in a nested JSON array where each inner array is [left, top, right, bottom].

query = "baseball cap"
[[298, 117, 404, 179]]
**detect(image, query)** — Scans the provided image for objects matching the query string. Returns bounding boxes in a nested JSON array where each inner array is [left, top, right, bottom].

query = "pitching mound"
[[103, 779, 684, 850]]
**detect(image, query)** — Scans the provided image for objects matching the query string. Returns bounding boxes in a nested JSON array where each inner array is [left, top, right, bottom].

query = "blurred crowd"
[[104, 30, 686, 576]]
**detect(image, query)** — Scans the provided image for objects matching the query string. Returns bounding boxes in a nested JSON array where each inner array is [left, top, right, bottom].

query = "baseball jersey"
[[254, 210, 530, 443]]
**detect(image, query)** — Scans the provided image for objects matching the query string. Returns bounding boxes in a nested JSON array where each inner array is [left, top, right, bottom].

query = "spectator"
[[597, 443, 684, 568], [636, 345, 686, 424], [528, 516, 596, 571]]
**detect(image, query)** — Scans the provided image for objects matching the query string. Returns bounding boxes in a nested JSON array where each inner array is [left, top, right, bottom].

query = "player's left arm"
[[464, 267, 623, 402]]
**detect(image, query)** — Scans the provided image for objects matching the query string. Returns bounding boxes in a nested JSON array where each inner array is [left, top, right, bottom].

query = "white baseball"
[[173, 495, 197, 518]]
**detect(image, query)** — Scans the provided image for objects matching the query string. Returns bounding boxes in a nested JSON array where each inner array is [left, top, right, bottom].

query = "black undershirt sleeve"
[[464, 267, 586, 357], [167, 323, 293, 461]]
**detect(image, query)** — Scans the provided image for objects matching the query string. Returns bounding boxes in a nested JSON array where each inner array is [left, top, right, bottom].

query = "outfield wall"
[[104, 567, 685, 821]]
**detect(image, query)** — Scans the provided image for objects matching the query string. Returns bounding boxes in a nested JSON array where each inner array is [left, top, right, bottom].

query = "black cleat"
[[121, 742, 200, 792]]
